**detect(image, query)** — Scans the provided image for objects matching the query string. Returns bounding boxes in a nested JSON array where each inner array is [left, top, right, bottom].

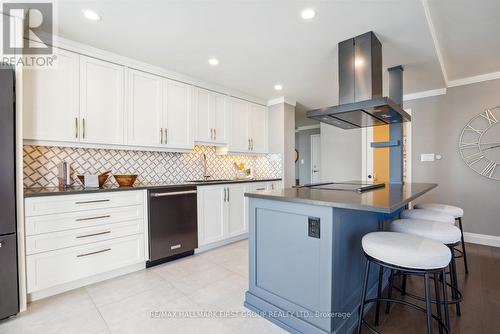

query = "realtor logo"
[[2, 2, 53, 55]]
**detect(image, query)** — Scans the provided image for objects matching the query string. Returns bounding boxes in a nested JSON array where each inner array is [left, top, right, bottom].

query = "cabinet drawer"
[[27, 234, 145, 293], [25, 205, 145, 235], [26, 220, 144, 255], [25, 190, 145, 217]]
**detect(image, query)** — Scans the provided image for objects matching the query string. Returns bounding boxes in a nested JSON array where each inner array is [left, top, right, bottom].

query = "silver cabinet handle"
[[214, 128, 216, 140], [160, 128, 163, 144], [227, 187, 230, 202], [210, 128, 214, 140], [251, 139, 254, 151], [151, 190, 197, 197], [82, 118, 86, 139], [256, 187, 266, 191], [76, 231, 111, 239], [248, 138, 251, 151], [75, 117, 79, 139], [77, 248, 111, 258], [164, 128, 168, 144], [75, 199, 110, 205], [223, 188, 227, 202], [76, 215, 111, 222]]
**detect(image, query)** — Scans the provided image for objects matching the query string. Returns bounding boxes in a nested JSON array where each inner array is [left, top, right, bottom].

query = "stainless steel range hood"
[[307, 31, 411, 129]]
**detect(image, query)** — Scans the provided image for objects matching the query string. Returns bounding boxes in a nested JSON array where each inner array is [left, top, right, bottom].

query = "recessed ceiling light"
[[208, 58, 219, 66], [83, 9, 101, 21], [301, 8, 316, 20], [274, 84, 283, 91]]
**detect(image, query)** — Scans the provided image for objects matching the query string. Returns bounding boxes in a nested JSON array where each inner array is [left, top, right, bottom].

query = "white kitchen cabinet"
[[80, 56, 125, 145], [226, 184, 247, 237], [163, 80, 193, 149], [23, 49, 80, 142], [197, 186, 225, 245], [228, 98, 250, 152], [127, 69, 163, 147], [248, 103, 268, 153], [194, 88, 228, 145]]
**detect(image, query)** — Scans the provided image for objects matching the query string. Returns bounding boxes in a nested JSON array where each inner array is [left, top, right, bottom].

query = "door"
[[194, 88, 213, 143], [226, 184, 246, 236], [127, 69, 163, 147], [229, 98, 249, 152], [249, 103, 268, 153], [0, 234, 18, 319], [197, 187, 225, 245], [213, 93, 228, 144], [23, 49, 80, 142], [311, 134, 321, 183], [80, 56, 125, 145], [163, 80, 193, 149]]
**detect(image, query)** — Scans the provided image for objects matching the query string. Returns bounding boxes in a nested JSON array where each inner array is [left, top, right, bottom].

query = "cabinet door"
[[197, 187, 225, 245], [163, 80, 193, 149], [226, 184, 247, 237], [80, 56, 125, 145], [249, 103, 268, 153], [194, 88, 213, 143], [127, 69, 163, 147], [213, 93, 228, 144], [23, 49, 79, 142], [228, 98, 249, 152]]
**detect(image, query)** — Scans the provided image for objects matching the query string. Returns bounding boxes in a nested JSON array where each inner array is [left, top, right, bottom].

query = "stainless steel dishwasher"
[[147, 186, 198, 267]]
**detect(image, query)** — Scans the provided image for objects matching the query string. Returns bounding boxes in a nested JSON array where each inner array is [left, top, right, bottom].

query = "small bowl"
[[77, 174, 109, 188], [113, 174, 138, 187]]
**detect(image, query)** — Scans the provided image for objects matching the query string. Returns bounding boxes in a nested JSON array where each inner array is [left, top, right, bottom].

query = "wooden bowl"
[[113, 174, 138, 187], [77, 174, 110, 187]]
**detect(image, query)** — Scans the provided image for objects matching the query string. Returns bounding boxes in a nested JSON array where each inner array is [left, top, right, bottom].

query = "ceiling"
[[51, 0, 499, 110]]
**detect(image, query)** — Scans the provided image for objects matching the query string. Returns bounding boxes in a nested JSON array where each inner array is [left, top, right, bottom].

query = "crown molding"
[[267, 96, 297, 107], [447, 70, 500, 88], [295, 124, 320, 132], [403, 88, 447, 101]]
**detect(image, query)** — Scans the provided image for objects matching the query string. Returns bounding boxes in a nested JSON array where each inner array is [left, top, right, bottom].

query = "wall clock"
[[459, 106, 500, 180]]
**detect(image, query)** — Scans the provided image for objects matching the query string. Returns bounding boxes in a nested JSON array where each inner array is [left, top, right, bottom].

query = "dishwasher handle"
[[150, 190, 197, 198]]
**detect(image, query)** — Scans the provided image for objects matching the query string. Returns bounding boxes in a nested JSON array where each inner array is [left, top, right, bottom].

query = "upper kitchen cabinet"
[[228, 98, 268, 153], [248, 103, 268, 153], [162, 80, 193, 150], [80, 56, 125, 145], [194, 88, 228, 145], [23, 49, 80, 142], [127, 69, 163, 147]]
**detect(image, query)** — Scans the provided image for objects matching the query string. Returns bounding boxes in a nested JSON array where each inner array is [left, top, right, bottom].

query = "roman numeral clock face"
[[459, 107, 500, 180]]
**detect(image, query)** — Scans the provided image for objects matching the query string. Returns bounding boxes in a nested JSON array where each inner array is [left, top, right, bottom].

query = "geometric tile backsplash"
[[23, 145, 282, 188]]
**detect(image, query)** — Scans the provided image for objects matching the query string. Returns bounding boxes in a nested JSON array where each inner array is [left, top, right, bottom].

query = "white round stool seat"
[[401, 209, 455, 224], [390, 219, 462, 245], [362, 232, 451, 270], [414, 203, 464, 219]]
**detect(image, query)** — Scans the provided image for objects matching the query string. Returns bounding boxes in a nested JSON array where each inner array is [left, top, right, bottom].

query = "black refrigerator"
[[0, 65, 19, 320]]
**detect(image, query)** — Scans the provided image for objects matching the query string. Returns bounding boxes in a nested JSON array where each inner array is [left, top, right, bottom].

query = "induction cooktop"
[[301, 181, 385, 193]]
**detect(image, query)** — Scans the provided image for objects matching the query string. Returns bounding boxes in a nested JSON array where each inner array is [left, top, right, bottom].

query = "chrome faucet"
[[201, 153, 211, 180]]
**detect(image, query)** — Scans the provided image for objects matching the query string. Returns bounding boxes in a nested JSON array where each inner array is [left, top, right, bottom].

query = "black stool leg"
[[424, 273, 433, 334], [374, 265, 383, 326], [449, 245, 461, 316], [401, 274, 407, 295], [441, 268, 450, 331], [434, 272, 443, 334], [357, 260, 371, 334], [385, 269, 394, 314], [458, 217, 469, 274]]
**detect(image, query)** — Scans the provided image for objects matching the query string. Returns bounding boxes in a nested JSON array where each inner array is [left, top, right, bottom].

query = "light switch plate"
[[421, 153, 435, 162]]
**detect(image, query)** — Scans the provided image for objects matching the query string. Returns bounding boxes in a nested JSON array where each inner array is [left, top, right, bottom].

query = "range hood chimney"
[[307, 31, 411, 129]]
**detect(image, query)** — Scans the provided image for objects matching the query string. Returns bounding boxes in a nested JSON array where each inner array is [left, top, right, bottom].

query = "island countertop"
[[245, 182, 437, 214]]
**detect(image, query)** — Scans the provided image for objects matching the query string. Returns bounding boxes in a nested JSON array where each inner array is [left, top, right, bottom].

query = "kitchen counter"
[[244, 182, 437, 334], [245, 182, 437, 213], [24, 178, 281, 197]]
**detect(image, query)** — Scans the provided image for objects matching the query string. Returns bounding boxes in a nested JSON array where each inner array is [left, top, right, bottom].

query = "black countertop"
[[25, 178, 282, 198], [245, 182, 437, 214]]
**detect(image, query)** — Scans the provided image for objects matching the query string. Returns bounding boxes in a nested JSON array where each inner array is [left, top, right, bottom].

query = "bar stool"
[[415, 203, 469, 274], [358, 232, 451, 334], [390, 219, 463, 319], [401, 209, 455, 224]]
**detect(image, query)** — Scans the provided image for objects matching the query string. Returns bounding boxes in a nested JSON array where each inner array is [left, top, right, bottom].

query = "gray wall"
[[295, 128, 320, 185], [405, 78, 500, 237]]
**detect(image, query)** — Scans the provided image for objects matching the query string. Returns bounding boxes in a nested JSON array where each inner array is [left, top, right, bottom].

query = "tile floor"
[[0, 240, 285, 334], [1, 241, 499, 334]]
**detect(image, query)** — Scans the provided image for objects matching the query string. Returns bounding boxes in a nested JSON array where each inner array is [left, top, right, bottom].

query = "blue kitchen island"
[[244, 183, 437, 334]]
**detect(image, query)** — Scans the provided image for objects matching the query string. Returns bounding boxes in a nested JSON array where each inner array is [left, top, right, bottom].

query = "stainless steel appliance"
[[147, 187, 198, 267], [0, 66, 18, 320], [307, 31, 411, 129], [300, 181, 385, 193]]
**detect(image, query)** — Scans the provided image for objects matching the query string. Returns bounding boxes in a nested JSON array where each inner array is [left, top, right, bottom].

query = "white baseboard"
[[195, 234, 248, 253], [464, 232, 500, 248]]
